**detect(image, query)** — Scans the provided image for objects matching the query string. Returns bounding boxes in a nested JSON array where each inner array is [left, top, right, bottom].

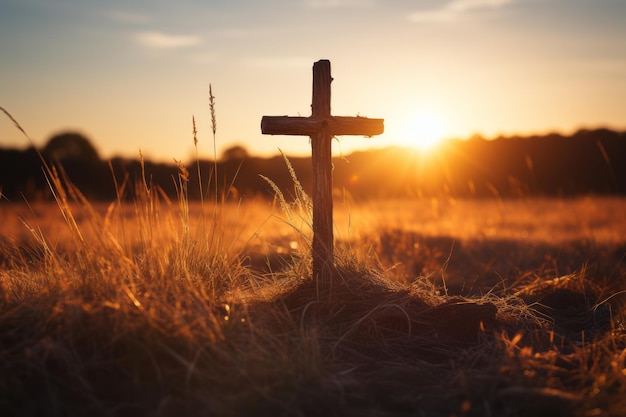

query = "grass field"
[[1, 174, 625, 417]]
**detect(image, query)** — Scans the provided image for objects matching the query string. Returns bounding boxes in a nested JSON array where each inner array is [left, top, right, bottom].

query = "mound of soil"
[[250, 264, 500, 362], [246, 259, 622, 371]]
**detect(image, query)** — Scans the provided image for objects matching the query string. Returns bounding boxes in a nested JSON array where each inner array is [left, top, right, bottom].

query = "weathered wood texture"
[[310, 60, 334, 291], [261, 116, 384, 137], [261, 60, 384, 291]]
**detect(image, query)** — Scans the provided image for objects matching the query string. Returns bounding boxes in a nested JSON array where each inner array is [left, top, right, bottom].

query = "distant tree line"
[[335, 128, 626, 199], [1, 128, 625, 202]]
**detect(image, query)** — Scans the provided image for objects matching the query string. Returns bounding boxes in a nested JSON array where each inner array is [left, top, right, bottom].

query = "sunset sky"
[[1, 0, 625, 161]]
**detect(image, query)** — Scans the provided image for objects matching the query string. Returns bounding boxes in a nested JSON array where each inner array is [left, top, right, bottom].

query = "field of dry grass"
[[1, 172, 625, 417]]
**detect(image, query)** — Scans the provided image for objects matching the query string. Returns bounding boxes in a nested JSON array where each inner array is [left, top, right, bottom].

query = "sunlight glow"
[[399, 110, 448, 151]]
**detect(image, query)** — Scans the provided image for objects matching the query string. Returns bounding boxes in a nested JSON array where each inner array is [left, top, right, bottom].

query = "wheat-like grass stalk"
[[209, 84, 218, 208], [192, 115, 205, 207], [174, 158, 191, 241], [259, 150, 314, 254], [0, 106, 33, 144]]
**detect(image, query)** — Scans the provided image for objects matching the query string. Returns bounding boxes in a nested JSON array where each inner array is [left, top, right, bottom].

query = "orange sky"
[[1, 0, 625, 161]]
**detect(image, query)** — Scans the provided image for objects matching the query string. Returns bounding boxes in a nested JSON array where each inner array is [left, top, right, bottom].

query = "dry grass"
[[1, 180, 625, 416], [1, 107, 625, 416]]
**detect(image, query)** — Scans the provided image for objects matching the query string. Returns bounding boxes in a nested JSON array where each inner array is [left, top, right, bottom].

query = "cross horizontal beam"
[[261, 115, 384, 137]]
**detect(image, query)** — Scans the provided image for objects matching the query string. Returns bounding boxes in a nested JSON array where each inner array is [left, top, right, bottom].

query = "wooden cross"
[[261, 60, 384, 290]]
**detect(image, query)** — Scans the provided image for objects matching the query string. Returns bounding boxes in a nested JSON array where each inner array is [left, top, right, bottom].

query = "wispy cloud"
[[135, 31, 201, 49], [449, 0, 514, 12], [409, 0, 515, 23], [305, 0, 374, 9]]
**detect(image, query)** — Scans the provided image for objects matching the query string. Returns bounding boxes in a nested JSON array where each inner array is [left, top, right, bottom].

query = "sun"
[[399, 110, 447, 151]]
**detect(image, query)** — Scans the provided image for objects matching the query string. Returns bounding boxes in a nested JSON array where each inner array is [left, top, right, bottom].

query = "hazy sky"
[[1, 0, 625, 161]]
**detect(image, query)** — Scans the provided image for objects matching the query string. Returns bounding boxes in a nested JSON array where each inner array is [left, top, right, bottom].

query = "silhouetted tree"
[[39, 131, 112, 199], [43, 132, 100, 163], [221, 145, 249, 161]]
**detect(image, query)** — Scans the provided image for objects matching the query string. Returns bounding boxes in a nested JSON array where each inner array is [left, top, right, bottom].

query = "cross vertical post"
[[261, 60, 384, 291], [310, 60, 334, 290]]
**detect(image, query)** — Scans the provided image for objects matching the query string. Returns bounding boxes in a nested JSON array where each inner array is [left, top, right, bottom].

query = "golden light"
[[398, 109, 448, 151]]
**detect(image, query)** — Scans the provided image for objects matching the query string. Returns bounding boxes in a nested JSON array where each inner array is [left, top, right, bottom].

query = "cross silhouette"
[[261, 59, 384, 290]]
